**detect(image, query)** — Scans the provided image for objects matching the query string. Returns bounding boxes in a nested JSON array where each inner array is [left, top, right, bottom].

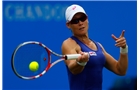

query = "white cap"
[[65, 4, 87, 22]]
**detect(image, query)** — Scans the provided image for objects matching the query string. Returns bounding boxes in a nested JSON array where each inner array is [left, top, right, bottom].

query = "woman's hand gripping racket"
[[11, 41, 81, 80]]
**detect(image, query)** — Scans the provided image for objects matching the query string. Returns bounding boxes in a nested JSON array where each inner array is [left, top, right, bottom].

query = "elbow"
[[71, 70, 83, 75], [67, 64, 84, 75], [121, 70, 127, 76], [117, 69, 127, 76], [116, 64, 128, 76], [71, 72, 79, 75], [118, 72, 127, 76]]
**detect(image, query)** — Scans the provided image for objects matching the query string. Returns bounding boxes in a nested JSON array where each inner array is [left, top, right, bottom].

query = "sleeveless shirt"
[[66, 36, 106, 90]]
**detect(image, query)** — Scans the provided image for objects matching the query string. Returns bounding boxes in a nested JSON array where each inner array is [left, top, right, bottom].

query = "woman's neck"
[[73, 34, 91, 45]]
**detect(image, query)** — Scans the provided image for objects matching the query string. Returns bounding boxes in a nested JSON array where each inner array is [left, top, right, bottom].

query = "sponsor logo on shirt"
[[89, 51, 97, 56]]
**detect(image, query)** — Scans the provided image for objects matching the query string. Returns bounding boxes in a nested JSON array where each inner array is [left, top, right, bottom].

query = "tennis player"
[[61, 4, 128, 90]]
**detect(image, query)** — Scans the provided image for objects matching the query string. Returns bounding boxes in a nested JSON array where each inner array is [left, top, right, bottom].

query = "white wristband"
[[76, 61, 87, 66], [76, 52, 89, 66], [120, 45, 128, 54]]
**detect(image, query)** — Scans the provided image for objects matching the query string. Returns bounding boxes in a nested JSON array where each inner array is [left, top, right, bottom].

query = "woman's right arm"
[[61, 39, 89, 75]]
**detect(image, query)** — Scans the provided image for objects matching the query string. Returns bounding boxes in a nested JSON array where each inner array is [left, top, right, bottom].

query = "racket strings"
[[13, 44, 49, 77]]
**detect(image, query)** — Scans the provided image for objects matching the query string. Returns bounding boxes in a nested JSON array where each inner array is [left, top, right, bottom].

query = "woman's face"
[[67, 13, 89, 36]]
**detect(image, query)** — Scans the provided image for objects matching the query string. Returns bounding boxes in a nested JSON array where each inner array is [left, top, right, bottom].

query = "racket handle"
[[65, 54, 81, 60]]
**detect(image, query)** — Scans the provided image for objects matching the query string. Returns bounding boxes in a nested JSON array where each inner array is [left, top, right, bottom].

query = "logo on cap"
[[72, 6, 76, 10]]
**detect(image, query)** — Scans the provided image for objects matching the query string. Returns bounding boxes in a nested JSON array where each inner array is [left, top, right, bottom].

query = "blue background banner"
[[3, 1, 137, 90]]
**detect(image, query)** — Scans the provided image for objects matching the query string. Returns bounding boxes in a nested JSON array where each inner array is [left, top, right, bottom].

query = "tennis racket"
[[11, 41, 81, 80]]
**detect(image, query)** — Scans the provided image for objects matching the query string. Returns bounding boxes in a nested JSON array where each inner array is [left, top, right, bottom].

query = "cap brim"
[[67, 12, 87, 22]]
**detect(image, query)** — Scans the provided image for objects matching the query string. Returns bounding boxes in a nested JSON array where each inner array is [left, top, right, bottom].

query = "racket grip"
[[65, 54, 81, 60]]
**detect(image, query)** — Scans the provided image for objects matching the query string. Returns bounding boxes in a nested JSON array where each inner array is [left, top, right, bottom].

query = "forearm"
[[117, 53, 128, 75], [67, 61, 85, 75]]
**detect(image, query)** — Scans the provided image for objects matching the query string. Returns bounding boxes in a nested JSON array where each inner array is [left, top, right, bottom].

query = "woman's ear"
[[66, 22, 70, 29]]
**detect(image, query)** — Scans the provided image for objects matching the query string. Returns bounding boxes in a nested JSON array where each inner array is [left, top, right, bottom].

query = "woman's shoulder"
[[61, 37, 81, 52], [62, 37, 77, 46]]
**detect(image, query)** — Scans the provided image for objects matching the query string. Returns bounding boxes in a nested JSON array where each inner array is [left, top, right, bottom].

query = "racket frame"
[[11, 41, 81, 80]]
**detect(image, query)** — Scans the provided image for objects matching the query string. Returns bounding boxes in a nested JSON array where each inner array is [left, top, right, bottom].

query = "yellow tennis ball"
[[29, 61, 39, 72]]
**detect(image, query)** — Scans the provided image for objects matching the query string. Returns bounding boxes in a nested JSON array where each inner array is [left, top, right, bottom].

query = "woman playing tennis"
[[61, 4, 128, 90]]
